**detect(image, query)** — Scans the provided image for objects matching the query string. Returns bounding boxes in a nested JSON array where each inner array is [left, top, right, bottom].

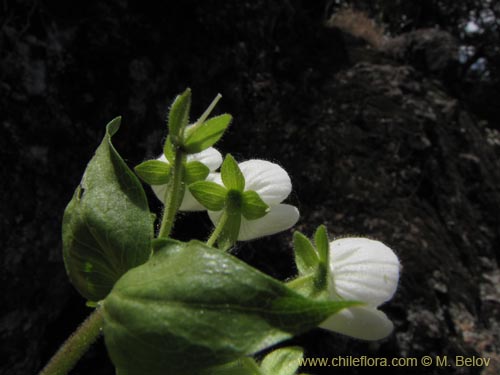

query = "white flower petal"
[[187, 147, 222, 171], [319, 306, 394, 341], [329, 238, 400, 307], [239, 160, 292, 205], [208, 204, 299, 241], [151, 183, 168, 204]]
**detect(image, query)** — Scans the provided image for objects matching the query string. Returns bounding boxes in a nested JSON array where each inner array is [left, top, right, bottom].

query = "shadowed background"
[[1, 1, 500, 374]]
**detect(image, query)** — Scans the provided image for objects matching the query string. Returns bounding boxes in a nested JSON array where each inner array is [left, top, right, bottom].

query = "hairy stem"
[[39, 307, 104, 375], [158, 148, 186, 238]]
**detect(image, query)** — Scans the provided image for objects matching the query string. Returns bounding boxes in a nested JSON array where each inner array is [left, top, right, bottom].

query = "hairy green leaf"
[[168, 88, 191, 145], [221, 154, 245, 191], [185, 161, 210, 185], [134, 160, 171, 185], [62, 118, 153, 302], [293, 232, 320, 276], [189, 181, 227, 211], [103, 240, 355, 375], [314, 225, 329, 265], [184, 114, 232, 153], [241, 190, 269, 220]]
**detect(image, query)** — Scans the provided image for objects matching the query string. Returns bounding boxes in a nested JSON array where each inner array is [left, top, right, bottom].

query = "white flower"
[[320, 237, 400, 340], [152, 147, 222, 211], [208, 160, 299, 240]]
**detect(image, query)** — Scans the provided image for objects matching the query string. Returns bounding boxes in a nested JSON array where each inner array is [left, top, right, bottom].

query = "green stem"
[[158, 148, 186, 238], [39, 307, 104, 375], [206, 209, 229, 247]]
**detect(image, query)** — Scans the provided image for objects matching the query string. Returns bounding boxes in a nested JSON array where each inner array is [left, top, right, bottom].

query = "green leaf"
[[163, 136, 175, 163], [134, 160, 171, 185], [241, 191, 269, 220], [260, 347, 304, 375], [201, 358, 263, 375], [103, 240, 355, 375], [62, 117, 153, 302], [184, 114, 232, 153], [221, 154, 245, 191], [314, 225, 329, 265], [168, 88, 191, 145], [189, 181, 227, 211], [293, 232, 320, 275], [185, 161, 210, 185]]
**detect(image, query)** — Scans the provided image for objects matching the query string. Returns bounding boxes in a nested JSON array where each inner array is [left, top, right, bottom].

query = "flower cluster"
[[151, 148, 300, 242]]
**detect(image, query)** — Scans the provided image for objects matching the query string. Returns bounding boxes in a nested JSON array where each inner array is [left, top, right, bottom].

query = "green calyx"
[[288, 225, 331, 299]]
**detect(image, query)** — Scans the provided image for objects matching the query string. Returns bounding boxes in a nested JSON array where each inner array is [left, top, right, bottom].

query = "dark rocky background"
[[1, 1, 499, 374]]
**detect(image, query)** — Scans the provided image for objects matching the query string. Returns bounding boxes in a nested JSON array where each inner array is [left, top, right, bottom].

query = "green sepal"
[[189, 181, 228, 211], [103, 240, 356, 375], [62, 117, 153, 302], [260, 347, 304, 375], [217, 210, 241, 251], [134, 160, 171, 185], [163, 136, 175, 163], [168, 88, 191, 145], [293, 232, 320, 276], [185, 161, 210, 185], [184, 114, 232, 154], [314, 225, 329, 265], [221, 154, 245, 191], [241, 190, 269, 220]]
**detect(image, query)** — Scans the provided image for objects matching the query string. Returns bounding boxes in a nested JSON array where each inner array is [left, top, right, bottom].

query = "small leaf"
[[134, 160, 171, 185], [221, 154, 245, 191], [103, 240, 356, 375], [293, 232, 320, 275], [184, 114, 232, 153], [163, 136, 175, 163], [168, 88, 191, 144], [62, 117, 153, 302], [260, 347, 304, 375], [185, 161, 210, 185], [241, 190, 269, 220], [314, 225, 329, 264], [189, 181, 227, 211]]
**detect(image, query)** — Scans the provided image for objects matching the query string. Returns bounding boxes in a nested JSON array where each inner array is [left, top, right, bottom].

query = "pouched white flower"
[[208, 160, 299, 240], [320, 237, 400, 340], [152, 147, 222, 211]]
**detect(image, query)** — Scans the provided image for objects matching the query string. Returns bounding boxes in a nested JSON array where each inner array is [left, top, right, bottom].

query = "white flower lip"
[[208, 159, 299, 241], [151, 147, 223, 211], [320, 237, 400, 340]]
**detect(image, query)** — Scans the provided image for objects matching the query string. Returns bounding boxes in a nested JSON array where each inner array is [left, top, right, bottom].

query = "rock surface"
[[1, 1, 499, 374]]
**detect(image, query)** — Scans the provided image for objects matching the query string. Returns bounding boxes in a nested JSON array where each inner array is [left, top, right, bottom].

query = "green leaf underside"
[[185, 161, 210, 185], [293, 232, 320, 275], [168, 88, 191, 144], [189, 181, 227, 211], [184, 114, 232, 154], [241, 190, 269, 220], [62, 117, 153, 302], [260, 347, 303, 375], [134, 160, 171, 185], [221, 154, 245, 191], [103, 240, 356, 375]]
